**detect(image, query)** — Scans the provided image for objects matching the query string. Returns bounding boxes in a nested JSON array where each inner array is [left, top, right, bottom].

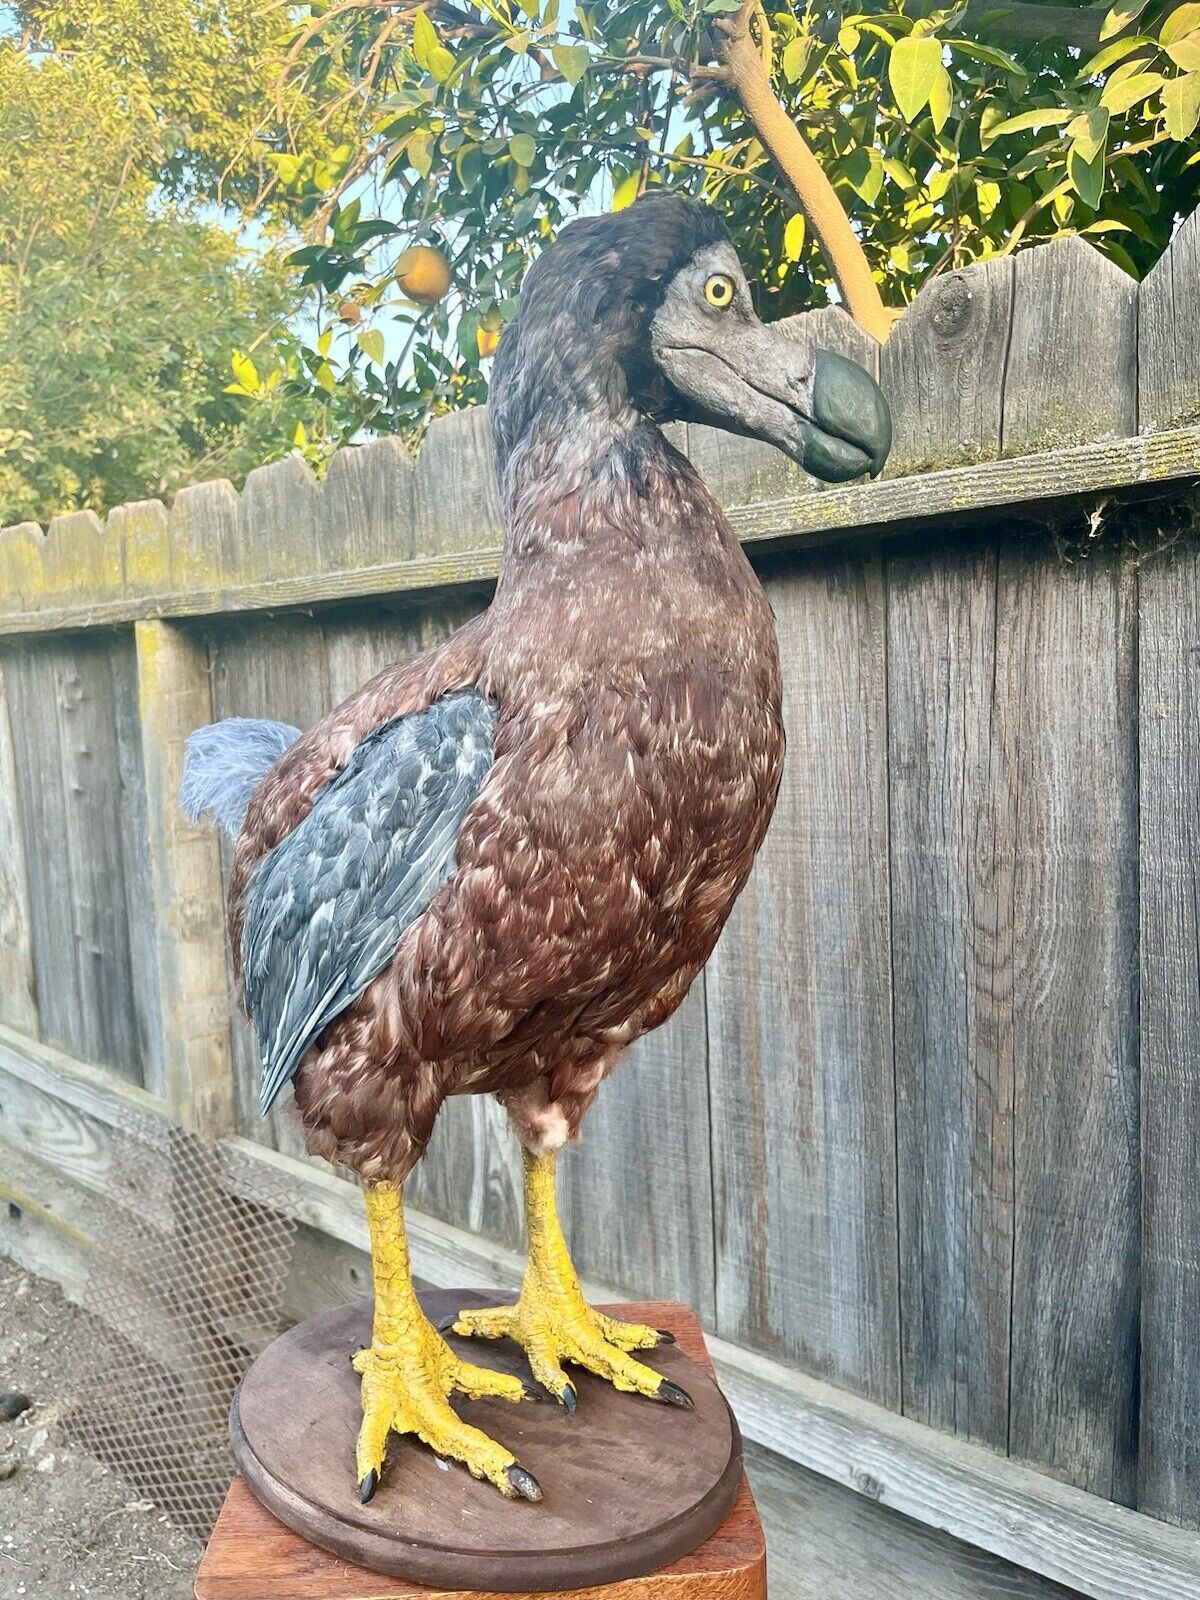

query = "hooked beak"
[[653, 318, 892, 483], [800, 349, 892, 482]]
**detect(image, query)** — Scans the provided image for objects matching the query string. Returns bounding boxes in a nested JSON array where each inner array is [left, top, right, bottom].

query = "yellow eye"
[[704, 273, 735, 309]]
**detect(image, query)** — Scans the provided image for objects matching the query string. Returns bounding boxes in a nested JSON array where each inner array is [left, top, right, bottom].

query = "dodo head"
[[490, 190, 891, 484]]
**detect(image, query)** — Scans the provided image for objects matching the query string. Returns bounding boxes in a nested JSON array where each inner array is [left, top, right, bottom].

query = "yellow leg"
[[354, 1182, 541, 1502], [450, 1151, 692, 1413]]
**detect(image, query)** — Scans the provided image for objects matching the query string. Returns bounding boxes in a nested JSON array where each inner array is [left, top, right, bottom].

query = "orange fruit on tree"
[[395, 245, 451, 305], [338, 299, 362, 325]]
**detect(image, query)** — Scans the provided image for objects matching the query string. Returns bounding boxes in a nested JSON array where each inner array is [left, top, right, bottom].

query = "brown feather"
[[230, 411, 782, 1184]]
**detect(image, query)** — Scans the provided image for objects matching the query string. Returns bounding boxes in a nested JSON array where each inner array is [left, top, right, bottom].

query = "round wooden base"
[[230, 1289, 743, 1594]]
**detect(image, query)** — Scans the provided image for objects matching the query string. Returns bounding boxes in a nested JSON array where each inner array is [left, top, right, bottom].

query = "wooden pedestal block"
[[196, 1299, 766, 1600]]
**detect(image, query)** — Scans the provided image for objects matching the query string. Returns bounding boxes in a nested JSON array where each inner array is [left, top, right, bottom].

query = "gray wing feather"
[[242, 690, 496, 1116]]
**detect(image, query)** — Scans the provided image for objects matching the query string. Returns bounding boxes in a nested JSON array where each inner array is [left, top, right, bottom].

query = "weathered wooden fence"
[[3, 207, 1200, 1598]]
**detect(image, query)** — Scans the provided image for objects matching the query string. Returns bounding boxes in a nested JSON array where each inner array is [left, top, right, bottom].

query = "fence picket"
[[880, 257, 1014, 478], [1138, 530, 1200, 1526], [705, 552, 899, 1404], [318, 438, 416, 574], [887, 533, 1012, 1450], [1139, 206, 1200, 433]]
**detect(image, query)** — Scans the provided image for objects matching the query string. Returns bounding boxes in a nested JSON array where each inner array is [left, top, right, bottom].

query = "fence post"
[[135, 617, 235, 1135], [0, 656, 38, 1035]]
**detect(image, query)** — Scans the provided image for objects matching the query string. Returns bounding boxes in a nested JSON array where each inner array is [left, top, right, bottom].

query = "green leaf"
[[1167, 30, 1200, 69], [929, 63, 953, 132], [946, 38, 1026, 75], [883, 155, 918, 189], [889, 35, 943, 121], [837, 24, 861, 53], [1100, 69, 1165, 112], [1162, 70, 1200, 137], [552, 42, 589, 86], [1067, 105, 1110, 163], [1161, 4, 1200, 44], [783, 211, 806, 259], [843, 146, 884, 204], [229, 349, 260, 393], [428, 43, 456, 82], [611, 170, 640, 210], [1101, 0, 1150, 40], [408, 129, 433, 177], [981, 107, 1073, 146], [508, 132, 536, 167], [1067, 143, 1105, 208], [1076, 35, 1154, 80], [782, 36, 809, 82], [976, 178, 1001, 216], [357, 328, 385, 364], [411, 10, 438, 70]]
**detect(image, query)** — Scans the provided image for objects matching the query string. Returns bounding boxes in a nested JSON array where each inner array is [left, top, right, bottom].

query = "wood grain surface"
[[706, 552, 899, 1406], [206, 1296, 762, 1600], [1138, 532, 1200, 1527]]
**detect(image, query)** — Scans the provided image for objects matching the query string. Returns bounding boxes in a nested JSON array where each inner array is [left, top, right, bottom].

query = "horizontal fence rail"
[[3, 208, 1200, 1588]]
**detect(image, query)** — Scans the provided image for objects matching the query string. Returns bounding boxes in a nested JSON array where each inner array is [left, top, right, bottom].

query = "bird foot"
[[449, 1291, 689, 1414], [353, 1320, 541, 1503]]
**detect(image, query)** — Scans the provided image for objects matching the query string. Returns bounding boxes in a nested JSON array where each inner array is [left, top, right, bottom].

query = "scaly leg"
[[449, 1150, 692, 1413], [354, 1181, 541, 1502]]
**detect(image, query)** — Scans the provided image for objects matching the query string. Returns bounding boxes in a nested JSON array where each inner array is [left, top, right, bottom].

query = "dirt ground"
[[0, 1253, 201, 1600]]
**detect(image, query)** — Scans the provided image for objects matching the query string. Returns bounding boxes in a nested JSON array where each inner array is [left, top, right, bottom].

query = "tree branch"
[[713, 1, 893, 341]]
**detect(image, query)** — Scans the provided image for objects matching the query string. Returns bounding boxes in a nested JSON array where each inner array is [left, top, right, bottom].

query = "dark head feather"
[[488, 192, 730, 472]]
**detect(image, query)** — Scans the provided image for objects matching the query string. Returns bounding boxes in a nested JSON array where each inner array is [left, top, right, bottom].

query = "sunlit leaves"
[[842, 145, 884, 203], [1166, 31, 1200, 69], [357, 328, 385, 364], [1162, 70, 1200, 136], [226, 349, 261, 396], [411, 11, 455, 83], [888, 34, 943, 119], [611, 171, 641, 210], [551, 43, 589, 86], [1100, 70, 1164, 113], [1101, 0, 1151, 40], [1067, 106, 1110, 163], [782, 36, 810, 82], [1161, 4, 1200, 44], [928, 63, 953, 131], [982, 107, 1073, 144]]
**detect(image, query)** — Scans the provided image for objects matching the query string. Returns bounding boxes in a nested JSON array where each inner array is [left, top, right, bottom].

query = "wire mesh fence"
[[58, 1112, 297, 1540]]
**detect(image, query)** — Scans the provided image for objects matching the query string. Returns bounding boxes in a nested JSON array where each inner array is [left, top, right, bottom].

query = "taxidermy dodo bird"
[[182, 192, 891, 1504]]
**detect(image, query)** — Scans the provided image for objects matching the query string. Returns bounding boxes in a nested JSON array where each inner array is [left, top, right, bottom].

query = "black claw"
[[560, 1383, 577, 1415], [505, 1463, 543, 1502], [358, 1469, 378, 1503], [657, 1379, 694, 1410], [655, 1329, 677, 1346], [436, 1312, 462, 1334], [522, 1382, 546, 1403], [349, 1345, 367, 1366]]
